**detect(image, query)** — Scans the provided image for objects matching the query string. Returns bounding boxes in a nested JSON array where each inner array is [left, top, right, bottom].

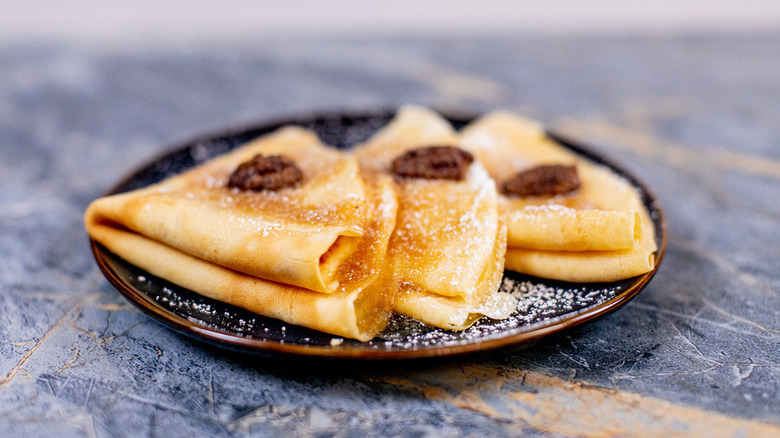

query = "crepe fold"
[[87, 127, 381, 294], [86, 127, 399, 340], [505, 206, 640, 251], [356, 105, 515, 330], [460, 111, 657, 282]]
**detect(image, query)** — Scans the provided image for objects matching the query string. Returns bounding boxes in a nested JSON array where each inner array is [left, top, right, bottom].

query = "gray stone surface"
[[2, 36, 779, 436]]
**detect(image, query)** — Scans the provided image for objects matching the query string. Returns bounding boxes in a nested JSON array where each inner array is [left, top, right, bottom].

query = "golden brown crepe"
[[87, 127, 381, 294], [355, 105, 514, 330], [86, 127, 399, 340], [460, 111, 657, 282]]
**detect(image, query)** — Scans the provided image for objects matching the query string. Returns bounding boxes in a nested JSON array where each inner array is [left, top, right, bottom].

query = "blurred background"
[[3, 0, 780, 42]]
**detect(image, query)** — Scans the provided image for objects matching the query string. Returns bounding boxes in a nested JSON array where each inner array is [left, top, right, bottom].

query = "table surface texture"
[[1, 35, 779, 437]]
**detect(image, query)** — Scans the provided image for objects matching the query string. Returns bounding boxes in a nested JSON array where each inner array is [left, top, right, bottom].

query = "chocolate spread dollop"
[[391, 146, 474, 180], [228, 154, 303, 191], [503, 164, 580, 197]]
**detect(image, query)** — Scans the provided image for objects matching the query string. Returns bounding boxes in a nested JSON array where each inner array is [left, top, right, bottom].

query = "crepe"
[[460, 111, 657, 282], [86, 127, 399, 340], [86, 127, 382, 294], [355, 105, 514, 330]]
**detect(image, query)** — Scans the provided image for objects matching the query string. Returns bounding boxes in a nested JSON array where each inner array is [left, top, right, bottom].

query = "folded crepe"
[[355, 105, 514, 330], [460, 111, 657, 282], [86, 127, 399, 340]]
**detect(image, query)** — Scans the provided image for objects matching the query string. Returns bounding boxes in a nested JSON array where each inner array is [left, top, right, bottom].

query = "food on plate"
[[85, 106, 658, 341], [355, 106, 514, 330], [459, 111, 657, 282]]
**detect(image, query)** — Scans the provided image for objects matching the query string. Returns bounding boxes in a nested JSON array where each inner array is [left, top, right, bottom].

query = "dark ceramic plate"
[[90, 109, 666, 360]]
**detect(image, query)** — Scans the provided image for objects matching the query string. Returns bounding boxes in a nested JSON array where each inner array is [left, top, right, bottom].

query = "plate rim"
[[89, 108, 667, 360]]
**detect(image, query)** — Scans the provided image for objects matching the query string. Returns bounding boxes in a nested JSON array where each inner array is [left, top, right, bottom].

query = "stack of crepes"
[[85, 105, 656, 341]]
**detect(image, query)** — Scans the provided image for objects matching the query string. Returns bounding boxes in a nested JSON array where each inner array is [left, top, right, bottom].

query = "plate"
[[90, 109, 667, 360]]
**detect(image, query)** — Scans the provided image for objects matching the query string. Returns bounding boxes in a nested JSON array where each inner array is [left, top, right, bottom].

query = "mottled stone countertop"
[[2, 36, 779, 437]]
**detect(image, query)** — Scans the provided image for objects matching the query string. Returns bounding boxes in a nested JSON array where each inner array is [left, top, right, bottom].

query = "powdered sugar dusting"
[[370, 275, 623, 349], [126, 257, 626, 350]]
